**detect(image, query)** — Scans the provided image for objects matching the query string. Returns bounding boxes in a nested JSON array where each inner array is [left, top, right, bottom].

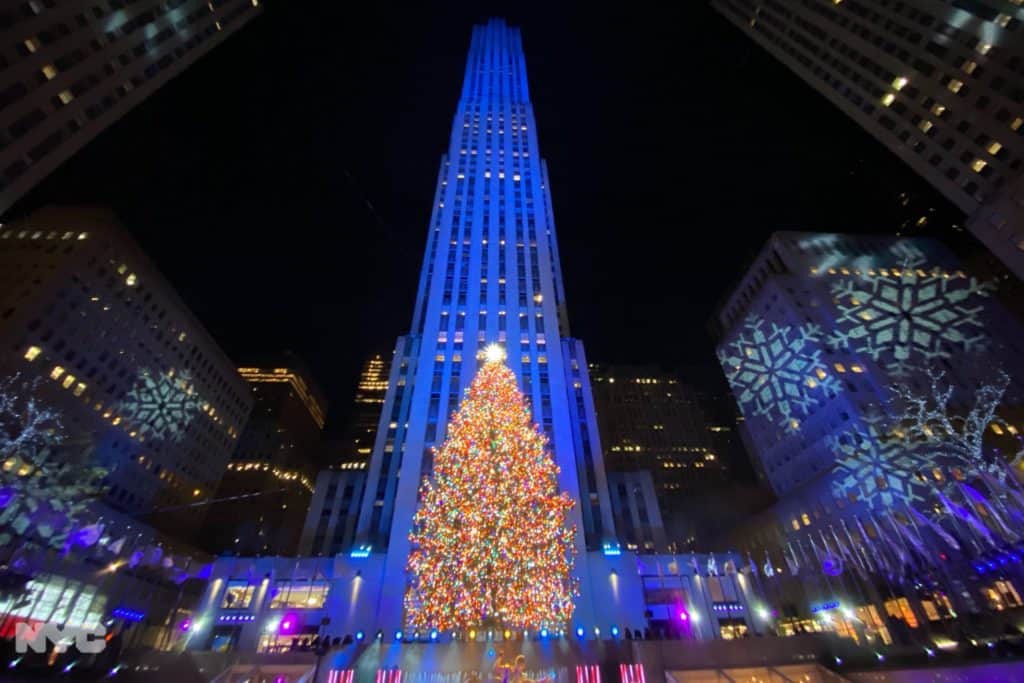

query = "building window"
[[221, 580, 255, 609], [269, 580, 330, 609]]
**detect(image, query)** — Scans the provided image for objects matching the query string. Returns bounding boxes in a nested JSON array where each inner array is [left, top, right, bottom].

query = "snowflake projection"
[[828, 417, 932, 510], [120, 369, 201, 442], [718, 315, 841, 433], [827, 259, 993, 377]]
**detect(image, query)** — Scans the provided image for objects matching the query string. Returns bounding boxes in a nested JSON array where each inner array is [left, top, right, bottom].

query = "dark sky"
[[11, 1, 964, 433]]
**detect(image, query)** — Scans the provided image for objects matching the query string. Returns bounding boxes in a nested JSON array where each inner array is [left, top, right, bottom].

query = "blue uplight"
[[350, 545, 372, 558], [602, 542, 622, 557], [611, 625, 620, 637], [394, 630, 403, 641], [430, 629, 439, 641], [356, 631, 365, 641], [540, 628, 549, 639], [575, 626, 585, 638]]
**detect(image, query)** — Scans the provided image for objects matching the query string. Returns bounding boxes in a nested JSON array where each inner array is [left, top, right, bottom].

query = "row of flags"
[[752, 472, 1024, 583]]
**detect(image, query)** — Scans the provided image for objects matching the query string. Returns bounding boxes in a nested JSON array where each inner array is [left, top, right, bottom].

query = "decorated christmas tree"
[[404, 345, 578, 631]]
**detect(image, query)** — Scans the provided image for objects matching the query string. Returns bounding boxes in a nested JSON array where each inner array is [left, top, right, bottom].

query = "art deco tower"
[[354, 18, 621, 631]]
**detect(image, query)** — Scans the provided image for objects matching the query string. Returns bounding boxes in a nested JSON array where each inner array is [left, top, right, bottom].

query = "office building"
[[0, 205, 252, 535], [711, 0, 1024, 278], [200, 358, 326, 556], [713, 230, 1024, 641], [715, 231, 1024, 498], [335, 351, 389, 467], [0, 0, 261, 214], [297, 468, 367, 557], [589, 364, 726, 550]]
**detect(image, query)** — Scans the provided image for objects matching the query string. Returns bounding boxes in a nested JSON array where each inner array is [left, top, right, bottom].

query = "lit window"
[[73, 382, 86, 397], [947, 79, 963, 93], [77, 232, 88, 240], [58, 90, 73, 104], [892, 76, 908, 90], [806, 377, 818, 388], [971, 159, 987, 173], [962, 61, 977, 74], [834, 363, 846, 373], [977, 43, 992, 55], [996, 14, 1011, 27], [24, 346, 41, 361], [881, 93, 895, 107], [992, 423, 1005, 435], [42, 64, 57, 80], [918, 120, 933, 133], [1012, 118, 1023, 132], [987, 141, 1003, 155], [850, 364, 864, 373], [50, 366, 65, 380], [931, 103, 946, 117], [816, 368, 827, 380], [61, 374, 76, 389], [801, 513, 812, 527], [125, 273, 137, 286], [24, 38, 37, 53], [791, 519, 800, 530]]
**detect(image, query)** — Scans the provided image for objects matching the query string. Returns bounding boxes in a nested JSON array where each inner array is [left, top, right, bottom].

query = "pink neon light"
[[619, 664, 646, 683], [576, 665, 601, 683], [330, 670, 355, 683]]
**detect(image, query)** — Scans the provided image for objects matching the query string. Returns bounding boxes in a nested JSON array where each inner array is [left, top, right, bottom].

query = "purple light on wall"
[[279, 614, 299, 635], [677, 610, 688, 622], [179, 619, 191, 632]]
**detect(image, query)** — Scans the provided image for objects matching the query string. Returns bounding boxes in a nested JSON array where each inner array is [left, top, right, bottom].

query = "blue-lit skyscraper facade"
[[353, 19, 621, 632]]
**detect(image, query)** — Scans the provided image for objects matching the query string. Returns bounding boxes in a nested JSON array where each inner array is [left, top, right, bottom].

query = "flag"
[[70, 523, 104, 548], [784, 543, 799, 576], [961, 482, 1018, 542], [107, 536, 127, 555], [907, 506, 960, 551], [937, 488, 996, 547]]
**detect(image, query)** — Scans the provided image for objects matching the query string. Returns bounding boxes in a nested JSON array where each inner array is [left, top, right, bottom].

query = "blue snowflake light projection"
[[718, 315, 841, 433], [826, 243, 993, 377], [120, 369, 201, 442], [827, 417, 932, 510]]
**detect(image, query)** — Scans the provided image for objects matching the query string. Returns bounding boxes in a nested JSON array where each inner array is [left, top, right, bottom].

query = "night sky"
[[10, 1, 964, 434]]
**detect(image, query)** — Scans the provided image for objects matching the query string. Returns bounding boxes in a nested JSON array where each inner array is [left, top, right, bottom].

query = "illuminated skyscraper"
[[336, 351, 389, 466], [0, 0, 261, 214], [711, 0, 1024, 278], [354, 18, 623, 632]]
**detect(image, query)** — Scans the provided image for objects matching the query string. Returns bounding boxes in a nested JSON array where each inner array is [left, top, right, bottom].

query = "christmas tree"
[[404, 345, 578, 631]]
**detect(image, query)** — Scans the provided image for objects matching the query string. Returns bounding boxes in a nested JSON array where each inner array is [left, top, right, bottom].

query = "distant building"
[[297, 467, 367, 557], [200, 357, 326, 556], [0, 0, 261, 214], [336, 351, 389, 467], [711, 0, 1024, 278], [0, 206, 252, 536], [589, 363, 725, 549]]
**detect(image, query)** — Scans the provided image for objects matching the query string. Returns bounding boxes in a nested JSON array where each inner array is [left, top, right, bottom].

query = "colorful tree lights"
[[404, 349, 577, 630]]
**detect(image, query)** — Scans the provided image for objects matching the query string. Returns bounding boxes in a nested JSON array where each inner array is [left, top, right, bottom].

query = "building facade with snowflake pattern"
[[715, 231, 1024, 534], [0, 205, 253, 536]]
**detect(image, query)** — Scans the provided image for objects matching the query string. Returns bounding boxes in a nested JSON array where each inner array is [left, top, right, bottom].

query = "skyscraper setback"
[[711, 0, 1024, 278], [355, 18, 626, 632]]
